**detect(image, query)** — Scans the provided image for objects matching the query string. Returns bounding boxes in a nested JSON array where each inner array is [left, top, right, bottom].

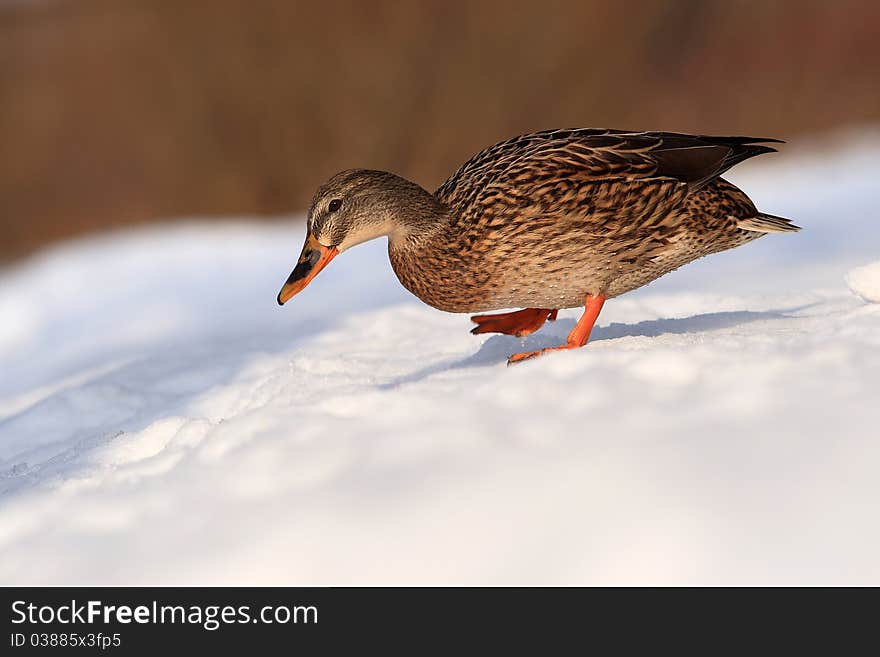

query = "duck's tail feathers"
[[718, 143, 778, 173], [737, 212, 801, 234]]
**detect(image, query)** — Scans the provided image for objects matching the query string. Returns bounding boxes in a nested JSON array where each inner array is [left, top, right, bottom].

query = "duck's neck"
[[380, 175, 453, 249]]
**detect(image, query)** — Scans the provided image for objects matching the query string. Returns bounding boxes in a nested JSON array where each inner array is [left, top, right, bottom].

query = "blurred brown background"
[[2, 0, 879, 260]]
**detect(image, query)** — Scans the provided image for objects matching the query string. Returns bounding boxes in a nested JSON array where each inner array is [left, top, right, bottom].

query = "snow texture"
[[1, 131, 879, 585], [846, 261, 880, 303]]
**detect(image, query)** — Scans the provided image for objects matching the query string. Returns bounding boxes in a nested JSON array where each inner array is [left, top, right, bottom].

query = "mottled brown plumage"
[[278, 128, 798, 362]]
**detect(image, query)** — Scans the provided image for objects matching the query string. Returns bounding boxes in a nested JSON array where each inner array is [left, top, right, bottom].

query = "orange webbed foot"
[[507, 345, 574, 364], [506, 294, 607, 366], [470, 308, 557, 337]]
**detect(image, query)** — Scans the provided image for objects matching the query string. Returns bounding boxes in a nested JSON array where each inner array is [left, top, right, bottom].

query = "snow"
[[847, 261, 880, 303], [1, 131, 880, 585]]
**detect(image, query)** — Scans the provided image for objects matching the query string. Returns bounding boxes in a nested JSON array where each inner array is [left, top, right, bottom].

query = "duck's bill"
[[277, 234, 338, 305]]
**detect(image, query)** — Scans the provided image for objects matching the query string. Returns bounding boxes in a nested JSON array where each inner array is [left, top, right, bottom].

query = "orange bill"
[[277, 234, 338, 305]]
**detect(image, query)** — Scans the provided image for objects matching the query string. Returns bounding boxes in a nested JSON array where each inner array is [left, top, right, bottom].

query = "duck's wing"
[[435, 128, 780, 231]]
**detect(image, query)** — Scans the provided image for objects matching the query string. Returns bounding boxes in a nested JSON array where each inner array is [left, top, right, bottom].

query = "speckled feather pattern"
[[387, 129, 796, 312]]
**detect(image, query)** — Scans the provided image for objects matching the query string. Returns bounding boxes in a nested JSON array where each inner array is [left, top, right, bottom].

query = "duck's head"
[[277, 169, 442, 305]]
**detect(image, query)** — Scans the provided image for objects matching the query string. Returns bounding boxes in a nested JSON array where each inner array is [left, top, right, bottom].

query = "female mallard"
[[277, 128, 798, 363]]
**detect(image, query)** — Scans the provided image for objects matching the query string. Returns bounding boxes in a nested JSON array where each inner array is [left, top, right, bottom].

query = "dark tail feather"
[[652, 135, 782, 190], [699, 135, 785, 146], [719, 144, 778, 173]]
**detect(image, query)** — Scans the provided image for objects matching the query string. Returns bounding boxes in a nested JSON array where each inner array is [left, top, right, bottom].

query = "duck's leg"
[[507, 294, 606, 365], [470, 308, 557, 337]]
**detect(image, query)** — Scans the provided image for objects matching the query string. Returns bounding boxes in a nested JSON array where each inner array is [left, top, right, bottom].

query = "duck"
[[277, 128, 798, 364]]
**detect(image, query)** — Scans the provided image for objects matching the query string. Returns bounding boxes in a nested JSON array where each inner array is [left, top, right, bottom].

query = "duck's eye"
[[328, 199, 342, 213]]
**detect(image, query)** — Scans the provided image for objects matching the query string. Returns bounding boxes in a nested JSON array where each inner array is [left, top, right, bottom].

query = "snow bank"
[[1, 132, 879, 585], [847, 261, 880, 303]]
